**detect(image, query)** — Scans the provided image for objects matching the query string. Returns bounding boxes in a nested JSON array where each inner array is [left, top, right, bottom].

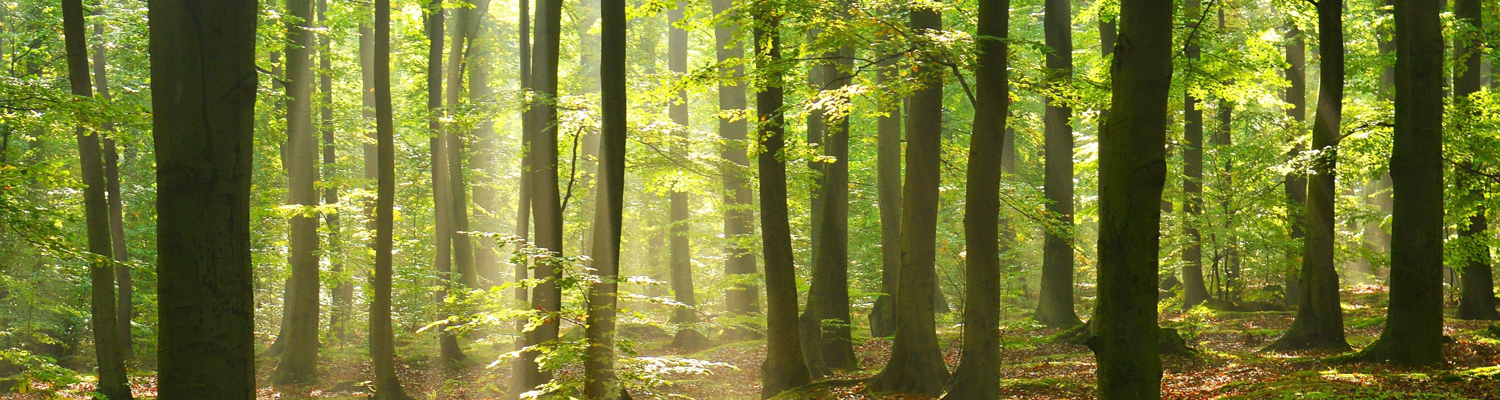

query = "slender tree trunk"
[[1452, 0, 1497, 321], [755, 9, 812, 397], [666, 0, 709, 351], [712, 0, 761, 341], [866, 5, 949, 396], [869, 33, 902, 339], [1282, 25, 1307, 307], [943, 0, 1008, 397], [1352, 0, 1447, 366], [149, 0, 257, 397], [798, 28, 831, 378], [92, 19, 133, 361], [424, 0, 465, 365], [509, 0, 536, 392], [520, 0, 565, 390], [1266, 0, 1347, 352], [1179, 0, 1210, 309], [806, 34, 858, 371], [469, 0, 501, 288], [316, 0, 352, 346], [1089, 0, 1174, 396], [582, 0, 629, 396], [371, 0, 415, 396], [273, 0, 323, 384], [1036, 0, 1082, 327], [62, 1, 130, 398]]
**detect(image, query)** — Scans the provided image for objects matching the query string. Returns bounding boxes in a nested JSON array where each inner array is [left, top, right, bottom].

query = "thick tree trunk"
[[866, 6, 950, 397], [520, 0, 565, 390], [806, 38, 858, 371], [1352, 0, 1447, 367], [755, 10, 812, 398], [92, 20, 133, 361], [1452, 0, 1497, 321], [1089, 0, 1174, 397], [62, 1, 130, 398], [798, 28, 830, 378], [582, 0, 629, 396], [712, 0, 761, 342], [1036, 0, 1082, 327], [273, 0, 323, 384], [1180, 0, 1209, 310], [869, 37, 902, 339], [666, 1, 709, 351], [943, 0, 1008, 397], [148, 0, 257, 397], [1266, 0, 1347, 352], [316, 0, 352, 346], [371, 0, 415, 396], [1282, 25, 1307, 307]]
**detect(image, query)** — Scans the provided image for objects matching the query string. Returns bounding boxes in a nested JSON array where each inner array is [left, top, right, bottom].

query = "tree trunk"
[[446, 0, 481, 291], [943, 0, 1008, 397], [1035, 0, 1082, 327], [316, 0, 352, 346], [62, 1, 130, 398], [869, 33, 902, 339], [866, 6, 949, 397], [424, 0, 465, 366], [666, 0, 709, 351], [371, 0, 415, 396], [712, 0, 761, 342], [754, 10, 812, 398], [509, 0, 535, 395], [1282, 25, 1306, 308], [582, 0, 629, 396], [91, 19, 133, 361], [1452, 0, 1497, 321], [1266, 0, 1347, 352], [149, 0, 257, 397], [806, 36, 858, 371], [520, 0, 565, 390], [1089, 0, 1174, 396], [272, 0, 323, 384], [1178, 0, 1210, 310], [469, 0, 502, 288], [798, 27, 830, 378]]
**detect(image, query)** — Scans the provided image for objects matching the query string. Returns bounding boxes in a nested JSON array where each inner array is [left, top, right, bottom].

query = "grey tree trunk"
[[509, 0, 535, 392], [582, 0, 629, 396], [148, 0, 257, 397], [805, 37, 858, 371], [423, 0, 464, 366], [1282, 25, 1307, 307], [666, 0, 709, 351], [712, 0, 761, 341], [1452, 0, 1497, 321], [317, 0, 352, 346], [1179, 0, 1210, 310], [273, 0, 323, 384], [91, 19, 133, 361], [869, 35, 902, 339], [520, 0, 566, 390], [371, 0, 415, 396], [1035, 0, 1082, 327]]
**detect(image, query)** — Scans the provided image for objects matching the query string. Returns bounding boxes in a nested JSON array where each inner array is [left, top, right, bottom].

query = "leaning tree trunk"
[[520, 0, 566, 390], [754, 9, 812, 398], [666, 0, 709, 351], [582, 1, 629, 396], [869, 32, 903, 339], [371, 0, 416, 396], [865, 5, 949, 397], [1089, 0, 1174, 397], [1035, 0, 1082, 328], [61, 1, 130, 398], [149, 0, 258, 397], [92, 19, 134, 361], [1282, 25, 1307, 308], [1352, 0, 1446, 367], [943, 0, 1008, 397], [1452, 0, 1498, 321], [273, 0, 323, 384], [1265, 0, 1347, 352], [712, 0, 761, 341]]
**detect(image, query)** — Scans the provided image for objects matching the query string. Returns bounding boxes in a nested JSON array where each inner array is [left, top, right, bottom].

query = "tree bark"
[[520, 0, 566, 390], [805, 34, 858, 371], [92, 19, 133, 361], [666, 0, 709, 351], [1266, 0, 1348, 352], [798, 27, 830, 378], [754, 9, 812, 397], [1036, 0, 1082, 327], [943, 0, 1008, 397], [273, 0, 323, 384], [371, 0, 415, 396], [712, 0, 761, 342], [1452, 0, 1497, 321], [1089, 0, 1174, 396], [866, 5, 950, 396], [1282, 25, 1307, 308], [62, 1, 130, 398], [583, 0, 629, 396], [869, 33, 902, 339], [1179, 0, 1209, 310], [148, 0, 257, 397]]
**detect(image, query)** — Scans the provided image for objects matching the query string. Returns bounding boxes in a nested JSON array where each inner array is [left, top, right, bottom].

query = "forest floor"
[[8, 286, 1500, 400]]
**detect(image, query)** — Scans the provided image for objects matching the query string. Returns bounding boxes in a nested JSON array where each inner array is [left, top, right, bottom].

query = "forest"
[[0, 0, 1498, 398]]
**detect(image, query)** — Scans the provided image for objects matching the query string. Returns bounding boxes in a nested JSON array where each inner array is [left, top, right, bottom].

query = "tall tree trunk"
[[1089, 0, 1173, 396], [1036, 0, 1082, 327], [1282, 25, 1307, 307], [805, 33, 858, 371], [582, 0, 629, 396], [869, 33, 902, 339], [371, 0, 415, 396], [446, 0, 478, 288], [1452, 0, 1497, 321], [755, 9, 812, 398], [317, 0, 352, 346], [520, 0, 565, 390], [92, 19, 133, 361], [943, 0, 1008, 397], [61, 1, 130, 398], [798, 28, 830, 378], [509, 0, 536, 392], [1351, 0, 1447, 366], [1266, 0, 1347, 352], [424, 0, 465, 366], [470, 0, 501, 288], [273, 0, 323, 384], [866, 5, 949, 396], [712, 0, 761, 341], [666, 0, 709, 351], [149, 0, 257, 397], [1180, 0, 1209, 309]]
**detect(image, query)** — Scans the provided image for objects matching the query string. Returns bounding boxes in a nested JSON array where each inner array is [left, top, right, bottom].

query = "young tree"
[[274, 0, 324, 383], [1352, 0, 1446, 366], [1453, 0, 1498, 321], [755, 4, 812, 396], [1266, 0, 1347, 351], [61, 1, 130, 398], [149, 0, 258, 397], [1282, 24, 1306, 308], [866, 4, 949, 396], [712, 0, 761, 341], [1035, 0, 1082, 327], [667, 0, 709, 350], [91, 18, 133, 360], [944, 0, 1008, 397], [519, 0, 566, 389], [582, 0, 628, 396], [371, 0, 416, 396], [1179, 0, 1210, 309], [1090, 0, 1174, 397]]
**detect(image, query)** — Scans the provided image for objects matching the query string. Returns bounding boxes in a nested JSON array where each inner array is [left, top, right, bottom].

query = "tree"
[[1281, 24, 1306, 308], [519, 0, 566, 389], [865, 3, 949, 396], [1351, 0, 1446, 366], [1266, 0, 1347, 352], [318, 0, 353, 345], [1179, 0, 1210, 309], [149, 0, 257, 396], [869, 28, 902, 339], [712, 0, 761, 342], [509, 0, 536, 392], [755, 4, 812, 396], [1035, 0, 1082, 327], [273, 0, 323, 384], [1089, 0, 1174, 397], [943, 0, 1008, 397], [91, 17, 133, 361], [582, 0, 628, 396], [423, 0, 465, 366], [445, 0, 481, 293], [61, 0, 130, 398], [1452, 0, 1497, 321], [371, 0, 416, 396], [667, 0, 709, 351]]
